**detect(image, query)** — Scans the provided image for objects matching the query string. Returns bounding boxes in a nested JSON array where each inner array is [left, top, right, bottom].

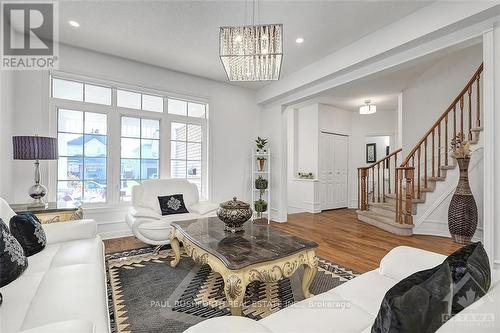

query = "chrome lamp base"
[[28, 160, 48, 208]]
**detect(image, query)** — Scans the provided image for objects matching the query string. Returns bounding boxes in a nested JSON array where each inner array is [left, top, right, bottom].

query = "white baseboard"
[[414, 219, 483, 242], [100, 229, 133, 240], [271, 208, 287, 223], [96, 219, 132, 240]]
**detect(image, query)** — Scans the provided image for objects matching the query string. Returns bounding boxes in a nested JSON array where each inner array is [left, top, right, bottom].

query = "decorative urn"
[[217, 197, 253, 233]]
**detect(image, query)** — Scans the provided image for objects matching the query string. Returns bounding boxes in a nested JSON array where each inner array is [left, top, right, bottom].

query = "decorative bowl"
[[217, 197, 253, 233]]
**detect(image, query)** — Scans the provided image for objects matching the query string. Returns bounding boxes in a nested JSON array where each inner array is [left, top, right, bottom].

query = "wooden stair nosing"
[[384, 193, 426, 204], [356, 210, 413, 236]]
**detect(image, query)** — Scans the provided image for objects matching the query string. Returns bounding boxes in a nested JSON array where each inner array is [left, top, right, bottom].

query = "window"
[[120, 117, 160, 201], [171, 122, 203, 193], [168, 98, 206, 118], [52, 78, 111, 105], [84, 84, 111, 105], [50, 75, 208, 205], [117, 89, 164, 112], [57, 109, 107, 205]]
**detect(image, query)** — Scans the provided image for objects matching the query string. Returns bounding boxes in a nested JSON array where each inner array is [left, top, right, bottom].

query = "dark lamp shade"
[[12, 136, 58, 160]]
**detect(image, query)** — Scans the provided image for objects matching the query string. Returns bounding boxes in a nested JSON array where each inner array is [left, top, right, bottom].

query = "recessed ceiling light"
[[295, 37, 304, 44], [68, 20, 80, 28]]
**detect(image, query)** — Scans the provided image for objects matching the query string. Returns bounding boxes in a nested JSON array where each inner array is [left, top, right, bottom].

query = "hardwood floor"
[[104, 209, 461, 273], [271, 209, 461, 272]]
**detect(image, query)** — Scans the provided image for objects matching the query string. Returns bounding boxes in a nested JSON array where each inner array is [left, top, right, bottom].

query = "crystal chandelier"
[[219, 23, 283, 81]]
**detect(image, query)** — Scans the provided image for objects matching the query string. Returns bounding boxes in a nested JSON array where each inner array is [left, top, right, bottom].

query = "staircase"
[[357, 63, 483, 236]]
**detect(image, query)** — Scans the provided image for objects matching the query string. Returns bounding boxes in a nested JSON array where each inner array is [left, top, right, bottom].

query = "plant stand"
[[252, 149, 271, 224]]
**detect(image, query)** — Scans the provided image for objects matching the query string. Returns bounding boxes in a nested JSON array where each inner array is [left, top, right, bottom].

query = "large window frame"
[[48, 72, 210, 208], [120, 116, 161, 202], [57, 109, 109, 205]]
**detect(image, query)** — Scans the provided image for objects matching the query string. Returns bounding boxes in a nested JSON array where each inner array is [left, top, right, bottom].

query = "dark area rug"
[[106, 247, 359, 333]]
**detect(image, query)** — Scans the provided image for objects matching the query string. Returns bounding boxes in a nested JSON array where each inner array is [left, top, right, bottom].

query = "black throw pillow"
[[443, 242, 491, 315], [0, 218, 28, 288], [371, 263, 452, 333], [158, 194, 189, 216], [10, 213, 46, 256]]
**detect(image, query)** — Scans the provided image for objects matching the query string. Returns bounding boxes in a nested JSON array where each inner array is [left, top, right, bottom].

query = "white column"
[[482, 25, 499, 269]]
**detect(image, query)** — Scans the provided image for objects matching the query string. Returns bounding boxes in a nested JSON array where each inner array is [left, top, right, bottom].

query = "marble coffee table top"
[[171, 217, 318, 270]]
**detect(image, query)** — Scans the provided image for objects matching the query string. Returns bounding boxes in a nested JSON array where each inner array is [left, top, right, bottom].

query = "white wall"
[[401, 45, 482, 153], [0, 70, 14, 203], [296, 104, 319, 175], [349, 109, 397, 207], [283, 102, 397, 214], [260, 103, 287, 222], [5, 43, 261, 238], [365, 135, 392, 165]]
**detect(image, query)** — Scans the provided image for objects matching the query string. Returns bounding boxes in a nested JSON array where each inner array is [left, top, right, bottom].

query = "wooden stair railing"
[[395, 63, 483, 225], [358, 148, 402, 211]]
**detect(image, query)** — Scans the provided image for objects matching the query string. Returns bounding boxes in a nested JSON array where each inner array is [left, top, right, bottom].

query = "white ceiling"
[[53, 0, 433, 89], [296, 42, 482, 112]]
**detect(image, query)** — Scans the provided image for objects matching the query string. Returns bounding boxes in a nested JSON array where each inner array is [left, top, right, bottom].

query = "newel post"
[[403, 168, 414, 225], [359, 168, 368, 210]]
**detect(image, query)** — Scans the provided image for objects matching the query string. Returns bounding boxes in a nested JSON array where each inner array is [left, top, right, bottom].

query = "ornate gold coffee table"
[[170, 217, 318, 316]]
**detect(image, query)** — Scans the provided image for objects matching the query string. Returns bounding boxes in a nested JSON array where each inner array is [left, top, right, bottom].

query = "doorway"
[[319, 132, 349, 210]]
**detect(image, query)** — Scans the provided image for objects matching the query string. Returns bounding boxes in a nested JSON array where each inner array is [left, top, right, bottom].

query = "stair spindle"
[[424, 138, 428, 189], [453, 106, 457, 141], [395, 169, 400, 223], [377, 164, 381, 203], [382, 162, 385, 202], [394, 156, 397, 199], [468, 86, 472, 140], [357, 169, 360, 210], [437, 122, 441, 177], [388, 155, 391, 194], [445, 114, 449, 166], [477, 74, 481, 128], [417, 147, 421, 199], [431, 129, 435, 177], [372, 167, 375, 203], [460, 96, 464, 135]]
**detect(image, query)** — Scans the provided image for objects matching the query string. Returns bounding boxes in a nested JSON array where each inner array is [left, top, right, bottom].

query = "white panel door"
[[320, 132, 348, 210]]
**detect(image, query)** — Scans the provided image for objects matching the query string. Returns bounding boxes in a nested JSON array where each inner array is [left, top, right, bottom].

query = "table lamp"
[[12, 136, 58, 207]]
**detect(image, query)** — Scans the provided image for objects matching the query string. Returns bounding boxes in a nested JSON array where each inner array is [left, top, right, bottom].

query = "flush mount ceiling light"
[[68, 20, 80, 27], [359, 100, 377, 115], [295, 37, 304, 44], [219, 1, 283, 82]]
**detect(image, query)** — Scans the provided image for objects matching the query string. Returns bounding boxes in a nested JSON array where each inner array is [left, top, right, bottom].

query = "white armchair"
[[125, 179, 218, 245], [0, 197, 16, 224]]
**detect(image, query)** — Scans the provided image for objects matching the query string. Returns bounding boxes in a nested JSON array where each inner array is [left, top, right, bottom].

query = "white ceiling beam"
[[256, 1, 500, 105]]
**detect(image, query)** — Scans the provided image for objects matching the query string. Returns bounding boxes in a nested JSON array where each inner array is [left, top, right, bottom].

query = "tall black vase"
[[448, 157, 478, 244]]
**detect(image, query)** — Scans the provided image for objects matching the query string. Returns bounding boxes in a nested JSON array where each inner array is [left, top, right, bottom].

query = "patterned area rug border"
[[105, 246, 359, 333]]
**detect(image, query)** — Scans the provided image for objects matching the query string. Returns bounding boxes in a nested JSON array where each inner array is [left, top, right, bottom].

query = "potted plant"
[[255, 136, 268, 153], [254, 199, 268, 219], [448, 132, 477, 244], [257, 156, 267, 171], [298, 172, 314, 179], [255, 175, 268, 190]]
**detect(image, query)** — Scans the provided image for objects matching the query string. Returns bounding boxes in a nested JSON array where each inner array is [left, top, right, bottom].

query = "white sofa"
[[0, 198, 109, 333], [125, 179, 218, 245], [186, 246, 500, 333]]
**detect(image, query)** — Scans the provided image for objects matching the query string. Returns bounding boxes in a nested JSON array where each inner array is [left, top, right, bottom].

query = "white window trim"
[[48, 71, 211, 209]]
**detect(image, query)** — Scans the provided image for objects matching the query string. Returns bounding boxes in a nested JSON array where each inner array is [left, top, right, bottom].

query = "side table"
[[9, 202, 84, 224]]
